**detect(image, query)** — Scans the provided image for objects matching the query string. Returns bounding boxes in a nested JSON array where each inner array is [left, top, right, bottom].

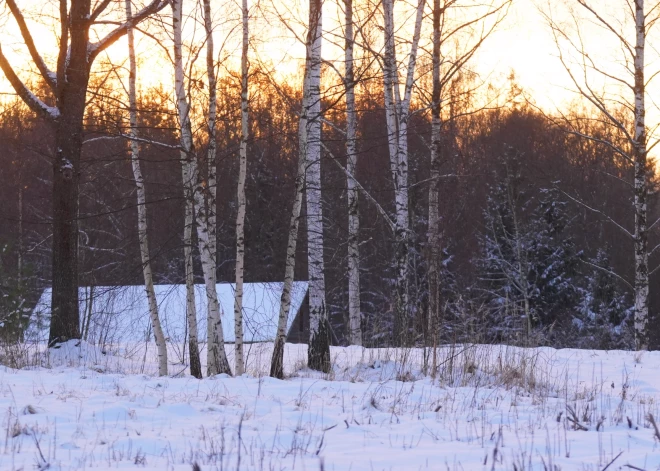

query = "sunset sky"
[[0, 0, 657, 127]]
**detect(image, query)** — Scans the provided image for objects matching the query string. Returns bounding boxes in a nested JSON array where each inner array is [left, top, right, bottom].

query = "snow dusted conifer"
[[477, 155, 579, 343], [577, 249, 632, 349]]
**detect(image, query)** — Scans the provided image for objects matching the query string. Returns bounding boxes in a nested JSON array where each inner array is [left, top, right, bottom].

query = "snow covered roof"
[[30, 282, 308, 344]]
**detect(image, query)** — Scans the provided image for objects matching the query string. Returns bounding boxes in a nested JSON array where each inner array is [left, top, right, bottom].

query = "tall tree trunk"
[[269, 91, 308, 380], [633, 0, 649, 350], [270, 4, 317, 378], [126, 0, 168, 376], [306, 0, 330, 373], [182, 171, 202, 379], [0, 0, 167, 347], [172, 0, 231, 375], [49, 1, 93, 345], [427, 0, 442, 356], [269, 141, 306, 379], [201, 0, 224, 375], [382, 0, 424, 346], [234, 0, 250, 376], [345, 0, 362, 346], [50, 90, 85, 346]]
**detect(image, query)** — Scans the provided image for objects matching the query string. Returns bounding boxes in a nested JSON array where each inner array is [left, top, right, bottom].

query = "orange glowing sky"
[[0, 0, 658, 134]]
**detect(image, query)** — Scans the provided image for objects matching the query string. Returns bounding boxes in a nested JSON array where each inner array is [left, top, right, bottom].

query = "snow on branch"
[[0, 46, 59, 120], [5, 0, 57, 91], [83, 133, 181, 150]]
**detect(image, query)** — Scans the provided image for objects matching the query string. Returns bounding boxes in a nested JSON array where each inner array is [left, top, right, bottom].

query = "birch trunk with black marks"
[[269, 134, 306, 379], [382, 0, 425, 346], [172, 0, 230, 376], [306, 0, 330, 373], [427, 0, 442, 354], [125, 0, 167, 376], [633, 0, 648, 350], [182, 181, 202, 379], [234, 0, 250, 376], [201, 0, 225, 374], [345, 0, 362, 346], [270, 0, 319, 378]]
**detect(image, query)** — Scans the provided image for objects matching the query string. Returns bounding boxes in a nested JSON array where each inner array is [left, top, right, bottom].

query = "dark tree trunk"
[[49, 4, 91, 345], [0, 0, 167, 346]]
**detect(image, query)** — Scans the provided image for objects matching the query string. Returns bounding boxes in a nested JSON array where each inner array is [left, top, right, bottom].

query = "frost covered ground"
[[0, 342, 659, 471]]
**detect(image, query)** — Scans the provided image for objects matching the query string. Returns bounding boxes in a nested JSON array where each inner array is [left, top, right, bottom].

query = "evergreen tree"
[[477, 154, 580, 342], [576, 249, 632, 349], [527, 187, 580, 326]]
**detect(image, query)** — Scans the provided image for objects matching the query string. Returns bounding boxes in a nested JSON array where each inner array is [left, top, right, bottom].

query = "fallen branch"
[[566, 405, 588, 431], [601, 451, 622, 471]]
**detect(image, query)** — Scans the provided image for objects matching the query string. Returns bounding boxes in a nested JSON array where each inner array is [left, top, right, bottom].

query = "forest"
[[0, 0, 658, 377]]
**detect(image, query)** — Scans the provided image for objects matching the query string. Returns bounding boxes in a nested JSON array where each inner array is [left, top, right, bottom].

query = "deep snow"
[[0, 341, 659, 470]]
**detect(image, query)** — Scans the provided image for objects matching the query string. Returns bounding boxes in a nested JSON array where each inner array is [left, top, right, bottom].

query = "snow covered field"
[[0, 342, 659, 471]]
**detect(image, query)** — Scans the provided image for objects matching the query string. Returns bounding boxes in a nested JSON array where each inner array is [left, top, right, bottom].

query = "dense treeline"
[[1, 71, 655, 349]]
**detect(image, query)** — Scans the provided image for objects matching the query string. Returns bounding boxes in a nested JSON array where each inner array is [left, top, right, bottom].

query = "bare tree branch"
[[5, 0, 57, 91], [88, 0, 169, 63], [0, 46, 59, 120]]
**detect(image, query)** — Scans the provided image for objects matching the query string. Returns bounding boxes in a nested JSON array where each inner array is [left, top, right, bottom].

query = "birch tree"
[[125, 0, 168, 376], [382, 0, 425, 345], [0, 0, 168, 346], [172, 0, 231, 375], [234, 0, 250, 376], [427, 0, 510, 355], [305, 0, 331, 373], [270, 0, 325, 377], [344, 0, 362, 346], [545, 0, 658, 350]]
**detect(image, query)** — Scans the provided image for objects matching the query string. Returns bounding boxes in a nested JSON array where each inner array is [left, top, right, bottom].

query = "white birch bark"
[[306, 0, 330, 373], [427, 0, 441, 352], [182, 176, 202, 379], [345, 0, 361, 346], [382, 0, 425, 345], [633, 0, 648, 350], [269, 106, 307, 379], [172, 0, 231, 375], [233, 0, 249, 376], [125, 0, 167, 377], [270, 15, 318, 377]]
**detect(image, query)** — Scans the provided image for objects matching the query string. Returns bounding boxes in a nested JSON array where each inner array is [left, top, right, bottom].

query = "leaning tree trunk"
[[172, 0, 230, 375], [126, 0, 168, 376], [345, 0, 362, 346], [633, 0, 649, 350], [233, 0, 249, 376], [269, 89, 308, 380], [270, 15, 314, 379], [306, 0, 330, 373]]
